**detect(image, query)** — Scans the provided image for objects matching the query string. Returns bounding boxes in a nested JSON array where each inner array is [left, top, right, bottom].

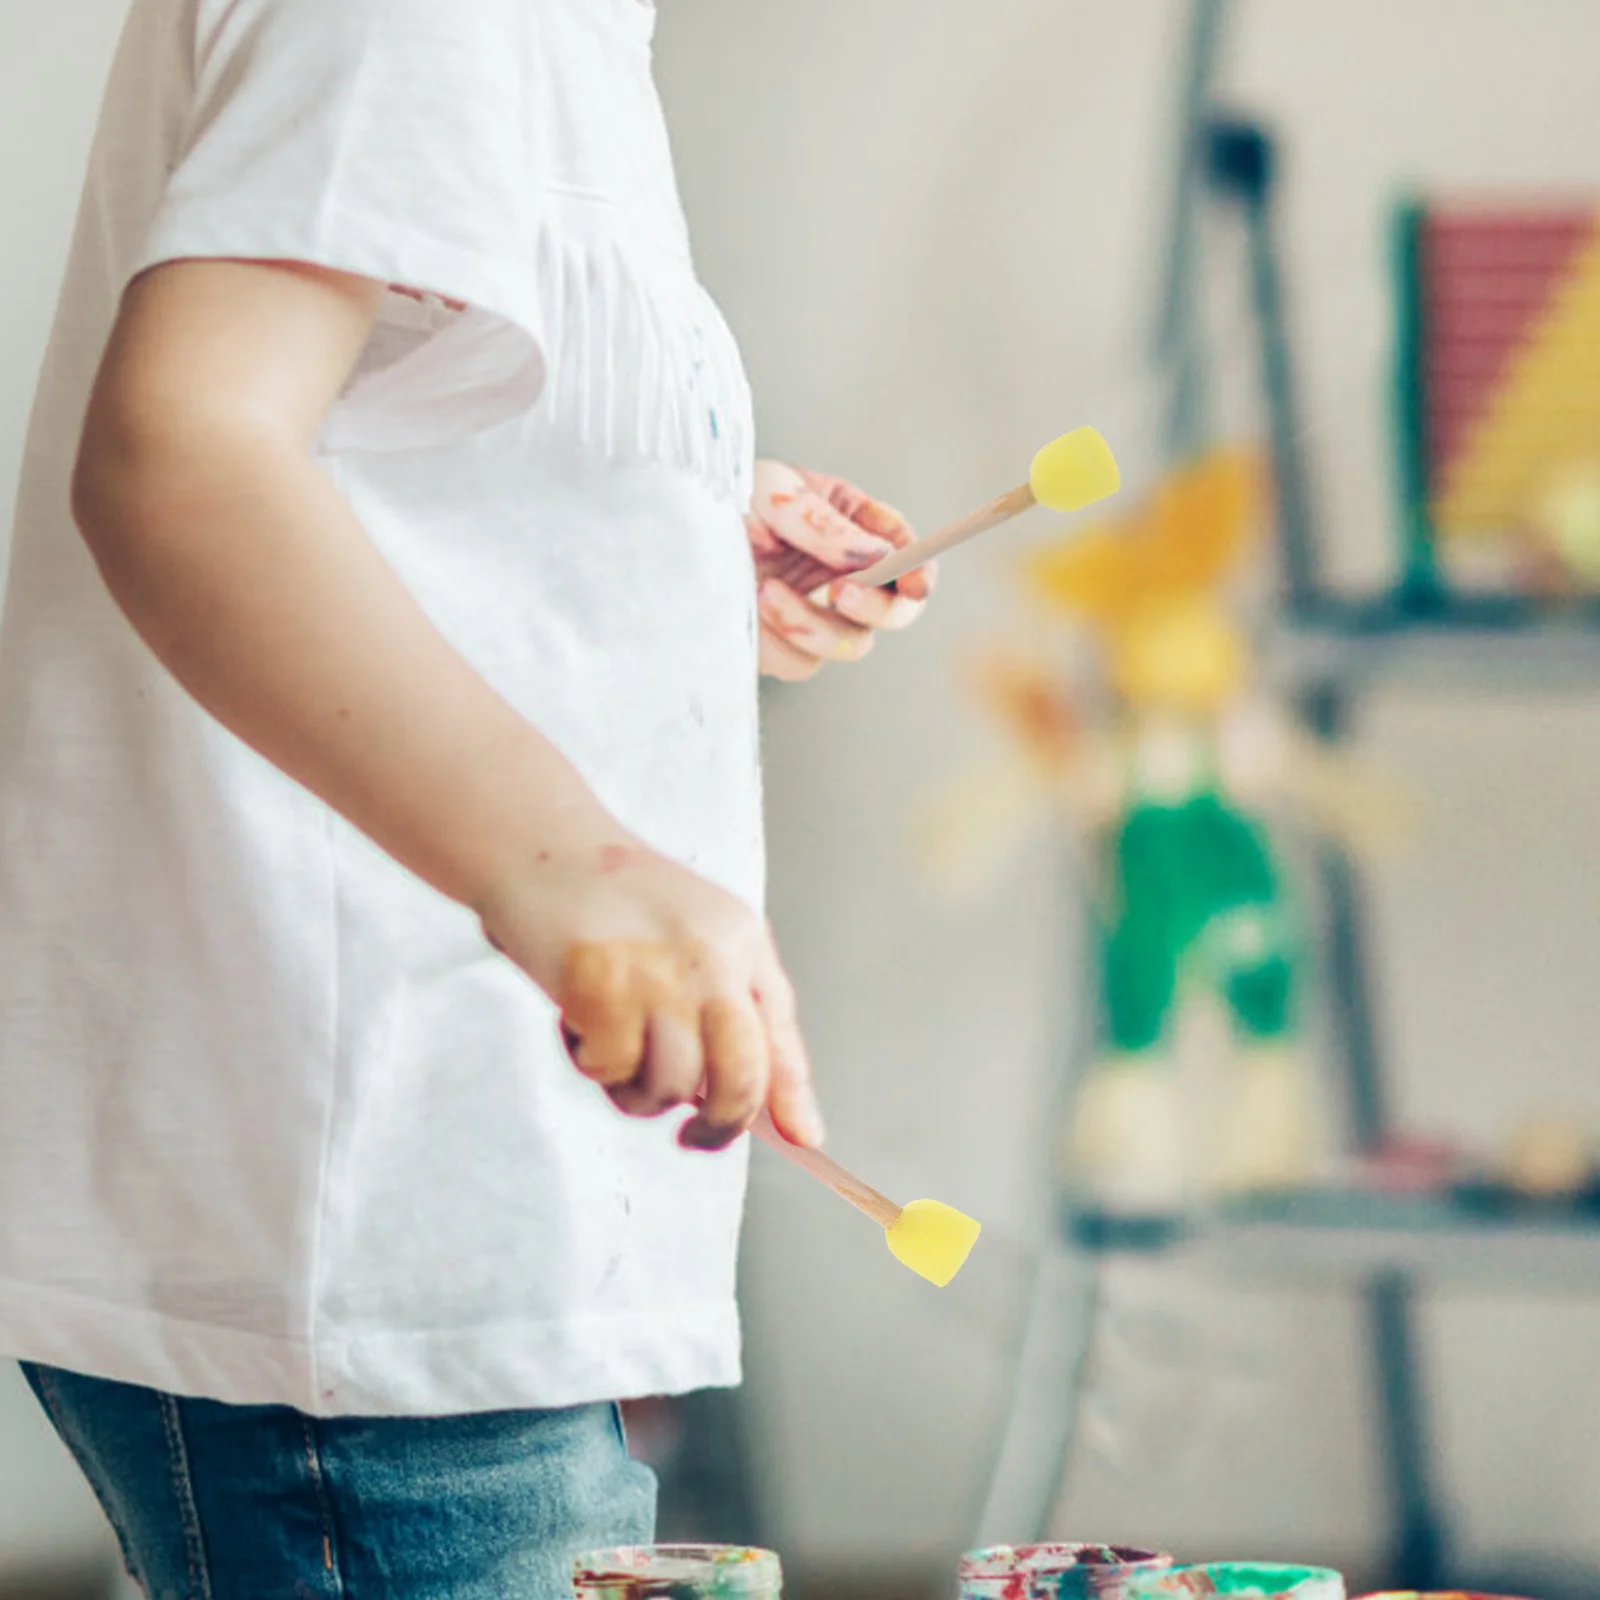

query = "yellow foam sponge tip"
[[885, 1199, 982, 1287], [1028, 426, 1121, 513]]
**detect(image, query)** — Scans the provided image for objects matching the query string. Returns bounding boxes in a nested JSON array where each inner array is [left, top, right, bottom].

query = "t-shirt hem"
[[134, 197, 544, 345], [0, 1275, 741, 1417]]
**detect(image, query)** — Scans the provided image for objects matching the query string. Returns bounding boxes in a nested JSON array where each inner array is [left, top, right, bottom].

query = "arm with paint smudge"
[[73, 259, 824, 1152]]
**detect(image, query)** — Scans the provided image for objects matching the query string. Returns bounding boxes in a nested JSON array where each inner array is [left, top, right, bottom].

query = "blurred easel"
[[974, 3, 1600, 1589]]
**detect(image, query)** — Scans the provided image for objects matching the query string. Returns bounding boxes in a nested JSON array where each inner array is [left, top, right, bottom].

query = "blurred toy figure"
[[928, 449, 1405, 1215]]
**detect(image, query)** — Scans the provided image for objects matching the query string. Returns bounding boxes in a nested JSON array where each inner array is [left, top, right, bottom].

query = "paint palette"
[[957, 1543, 1174, 1600], [1120, 1566, 1345, 1600], [573, 1545, 781, 1600]]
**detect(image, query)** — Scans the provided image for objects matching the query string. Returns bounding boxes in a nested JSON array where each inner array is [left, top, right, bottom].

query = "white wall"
[[5, 0, 1600, 1587], [657, 0, 1600, 1579]]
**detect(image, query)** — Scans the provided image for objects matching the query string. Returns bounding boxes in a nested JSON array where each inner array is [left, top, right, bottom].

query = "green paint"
[[1210, 1570, 1326, 1596], [1123, 1564, 1344, 1600]]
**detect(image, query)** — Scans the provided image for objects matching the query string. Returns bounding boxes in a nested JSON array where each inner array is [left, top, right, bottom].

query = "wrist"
[[443, 725, 635, 919]]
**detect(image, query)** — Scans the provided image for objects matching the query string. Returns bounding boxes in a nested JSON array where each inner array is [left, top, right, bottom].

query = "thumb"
[[752, 959, 825, 1147]]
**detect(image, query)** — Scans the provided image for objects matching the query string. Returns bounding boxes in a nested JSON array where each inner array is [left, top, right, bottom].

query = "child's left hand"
[[747, 460, 936, 682]]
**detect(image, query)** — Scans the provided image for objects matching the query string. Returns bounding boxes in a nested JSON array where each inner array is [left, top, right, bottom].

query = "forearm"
[[73, 421, 624, 912]]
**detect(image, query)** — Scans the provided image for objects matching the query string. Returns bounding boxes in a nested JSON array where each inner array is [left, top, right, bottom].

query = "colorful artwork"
[[1396, 202, 1600, 594]]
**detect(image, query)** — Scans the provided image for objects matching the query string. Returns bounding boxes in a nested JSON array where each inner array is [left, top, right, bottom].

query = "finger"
[[744, 510, 784, 560], [826, 577, 930, 632], [759, 580, 875, 665], [750, 458, 808, 519], [822, 579, 897, 629], [796, 478, 934, 604], [758, 487, 895, 573], [560, 945, 649, 1088], [610, 1010, 703, 1119], [888, 556, 938, 604], [679, 995, 768, 1151], [752, 958, 824, 1148], [566, 1016, 647, 1089], [788, 491, 932, 610], [799, 470, 915, 547], [821, 557, 935, 610], [758, 630, 822, 682]]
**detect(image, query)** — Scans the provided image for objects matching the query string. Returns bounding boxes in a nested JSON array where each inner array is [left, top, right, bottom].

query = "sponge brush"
[[886, 1199, 982, 1287], [1029, 426, 1121, 513]]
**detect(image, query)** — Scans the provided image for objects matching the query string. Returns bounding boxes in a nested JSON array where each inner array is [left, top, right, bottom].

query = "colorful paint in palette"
[[958, 1542, 1174, 1600], [1120, 1567, 1345, 1600], [573, 1545, 782, 1600]]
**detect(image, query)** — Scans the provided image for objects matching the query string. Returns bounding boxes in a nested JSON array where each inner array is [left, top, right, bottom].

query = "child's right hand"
[[478, 839, 823, 1152]]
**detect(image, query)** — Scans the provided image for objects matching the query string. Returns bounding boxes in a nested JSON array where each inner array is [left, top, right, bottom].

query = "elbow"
[[70, 403, 153, 576], [70, 429, 118, 566], [70, 399, 224, 585], [70, 382, 308, 601]]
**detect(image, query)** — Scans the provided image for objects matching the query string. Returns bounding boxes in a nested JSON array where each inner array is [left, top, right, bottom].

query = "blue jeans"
[[22, 1364, 656, 1599]]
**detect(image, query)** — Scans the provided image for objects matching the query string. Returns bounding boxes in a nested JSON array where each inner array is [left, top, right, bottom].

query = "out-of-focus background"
[[6, 2, 1600, 1597]]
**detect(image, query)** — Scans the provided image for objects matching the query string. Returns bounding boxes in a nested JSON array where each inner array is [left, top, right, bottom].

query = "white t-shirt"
[[0, 0, 764, 1416]]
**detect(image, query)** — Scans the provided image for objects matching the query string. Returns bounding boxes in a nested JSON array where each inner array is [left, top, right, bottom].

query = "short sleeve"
[[138, 0, 548, 452]]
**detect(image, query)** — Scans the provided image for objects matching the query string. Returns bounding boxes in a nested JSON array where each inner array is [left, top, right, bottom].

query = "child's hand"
[[478, 838, 823, 1151], [747, 460, 936, 682]]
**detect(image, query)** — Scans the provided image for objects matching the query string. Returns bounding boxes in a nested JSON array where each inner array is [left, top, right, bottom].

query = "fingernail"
[[860, 499, 911, 539], [833, 581, 870, 609], [794, 1098, 827, 1147], [679, 1118, 738, 1153], [845, 537, 895, 566]]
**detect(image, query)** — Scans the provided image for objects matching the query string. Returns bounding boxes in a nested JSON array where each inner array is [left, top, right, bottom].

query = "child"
[[0, 0, 933, 1593]]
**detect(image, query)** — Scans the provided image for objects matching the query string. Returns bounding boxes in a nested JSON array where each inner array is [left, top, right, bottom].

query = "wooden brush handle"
[[858, 481, 1036, 587], [762, 482, 1037, 598], [749, 1110, 902, 1229]]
